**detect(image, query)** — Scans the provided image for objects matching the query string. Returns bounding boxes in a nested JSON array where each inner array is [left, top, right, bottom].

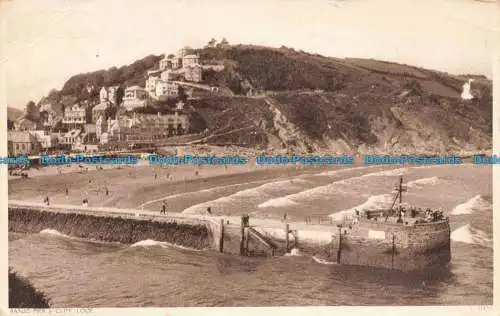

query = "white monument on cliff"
[[461, 79, 474, 100]]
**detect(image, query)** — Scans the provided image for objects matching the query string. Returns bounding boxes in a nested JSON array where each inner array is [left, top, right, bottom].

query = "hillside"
[[37, 44, 492, 154], [7, 107, 23, 121]]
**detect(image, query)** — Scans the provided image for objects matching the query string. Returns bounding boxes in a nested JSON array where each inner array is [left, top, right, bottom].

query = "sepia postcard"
[[0, 0, 498, 315]]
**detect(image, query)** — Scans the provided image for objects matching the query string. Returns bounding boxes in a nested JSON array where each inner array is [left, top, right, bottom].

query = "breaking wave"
[[451, 225, 492, 248], [140, 179, 267, 208], [40, 229, 69, 238], [318, 165, 378, 176], [329, 194, 394, 221], [259, 197, 298, 208], [258, 167, 409, 209], [406, 176, 439, 188], [130, 239, 200, 251], [183, 178, 310, 213], [451, 195, 492, 215]]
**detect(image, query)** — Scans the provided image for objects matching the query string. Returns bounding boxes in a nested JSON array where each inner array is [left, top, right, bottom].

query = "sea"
[[8, 164, 492, 307]]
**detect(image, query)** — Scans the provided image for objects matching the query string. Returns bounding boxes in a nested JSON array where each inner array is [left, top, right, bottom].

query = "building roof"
[[183, 54, 198, 59]]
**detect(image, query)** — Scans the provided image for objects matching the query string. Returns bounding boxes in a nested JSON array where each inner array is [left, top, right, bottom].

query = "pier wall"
[[8, 205, 218, 250], [8, 203, 451, 271], [296, 222, 450, 271]]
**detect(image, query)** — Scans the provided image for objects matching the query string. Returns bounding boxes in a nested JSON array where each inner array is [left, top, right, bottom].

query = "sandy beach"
[[8, 158, 349, 212]]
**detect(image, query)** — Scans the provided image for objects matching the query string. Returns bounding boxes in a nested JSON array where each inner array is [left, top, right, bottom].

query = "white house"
[[63, 104, 86, 127], [123, 86, 148, 111], [184, 64, 202, 82], [146, 76, 161, 95], [155, 81, 179, 98], [182, 54, 199, 68]]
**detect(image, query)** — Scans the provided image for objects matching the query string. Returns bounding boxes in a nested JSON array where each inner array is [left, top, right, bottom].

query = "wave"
[[139, 179, 268, 208], [259, 167, 409, 209], [329, 194, 394, 221], [451, 195, 492, 215], [312, 256, 336, 265], [258, 197, 298, 208], [39, 229, 69, 238], [183, 178, 311, 213], [130, 239, 200, 251], [406, 176, 439, 188], [318, 165, 379, 176], [450, 224, 492, 248]]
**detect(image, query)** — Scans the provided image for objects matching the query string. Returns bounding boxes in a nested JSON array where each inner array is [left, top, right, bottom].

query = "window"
[[22, 144, 26, 150]]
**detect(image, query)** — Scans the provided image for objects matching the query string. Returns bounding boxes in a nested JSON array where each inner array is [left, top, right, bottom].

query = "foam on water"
[[183, 178, 310, 213], [40, 229, 69, 237], [312, 256, 336, 265], [451, 224, 492, 248], [258, 197, 298, 208], [406, 176, 439, 188], [318, 165, 378, 176], [328, 194, 393, 220], [361, 168, 409, 178], [130, 239, 200, 251], [139, 179, 267, 208], [259, 167, 409, 209], [451, 195, 492, 215]]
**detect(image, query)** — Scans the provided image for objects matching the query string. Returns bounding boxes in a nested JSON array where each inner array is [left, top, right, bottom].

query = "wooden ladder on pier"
[[247, 227, 279, 252]]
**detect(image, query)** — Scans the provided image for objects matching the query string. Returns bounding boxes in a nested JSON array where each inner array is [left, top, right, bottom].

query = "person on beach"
[[44, 196, 50, 206], [82, 198, 88, 207], [65, 187, 69, 195], [283, 212, 287, 222], [155, 173, 157, 180], [207, 207, 212, 216], [105, 187, 109, 196], [161, 201, 166, 214]]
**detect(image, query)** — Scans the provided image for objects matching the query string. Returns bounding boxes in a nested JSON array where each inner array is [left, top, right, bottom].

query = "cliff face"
[[194, 45, 491, 154], [40, 45, 492, 154]]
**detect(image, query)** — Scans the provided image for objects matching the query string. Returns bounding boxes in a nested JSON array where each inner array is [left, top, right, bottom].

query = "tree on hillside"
[[207, 38, 217, 48], [178, 85, 188, 102], [217, 38, 229, 48], [24, 101, 40, 122], [7, 119, 14, 131], [116, 85, 125, 105]]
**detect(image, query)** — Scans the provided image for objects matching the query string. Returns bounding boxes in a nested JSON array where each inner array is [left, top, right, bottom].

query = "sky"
[[0, 0, 498, 109]]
